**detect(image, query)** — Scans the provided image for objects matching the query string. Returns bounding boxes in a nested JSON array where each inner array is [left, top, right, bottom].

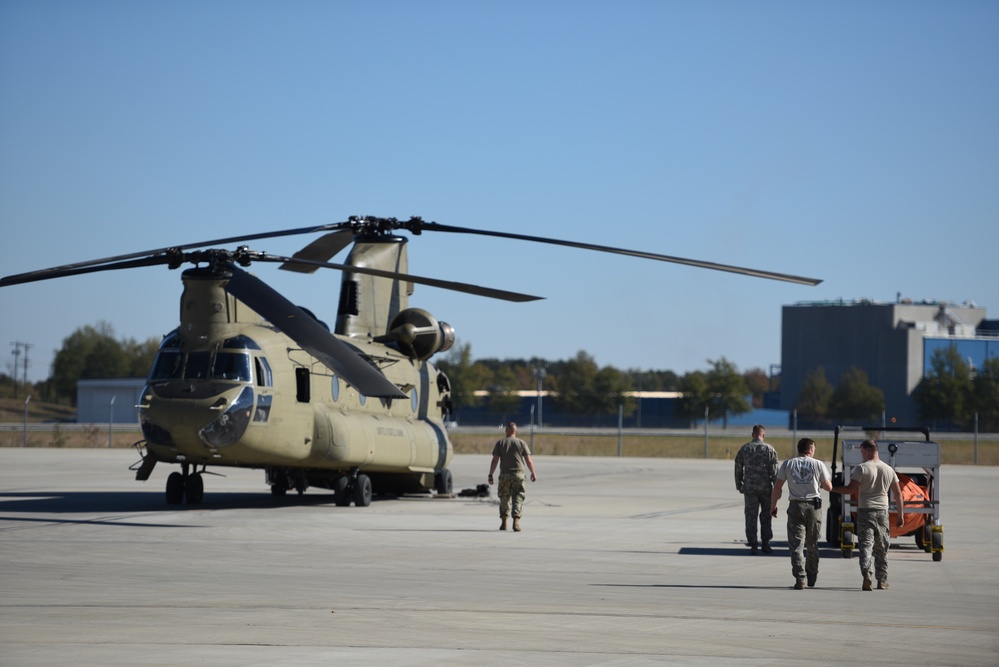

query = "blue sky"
[[2, 1, 997, 384]]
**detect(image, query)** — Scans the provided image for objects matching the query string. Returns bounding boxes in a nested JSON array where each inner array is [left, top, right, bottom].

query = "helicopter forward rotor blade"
[[0, 254, 176, 286], [258, 254, 542, 303], [416, 222, 823, 286], [0, 221, 358, 287], [225, 266, 407, 399]]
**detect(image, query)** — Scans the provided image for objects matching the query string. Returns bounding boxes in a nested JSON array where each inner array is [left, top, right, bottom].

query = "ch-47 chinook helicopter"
[[1, 216, 821, 507]]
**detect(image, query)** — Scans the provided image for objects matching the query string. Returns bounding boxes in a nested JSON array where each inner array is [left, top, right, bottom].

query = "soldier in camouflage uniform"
[[831, 440, 904, 590], [734, 424, 779, 554], [488, 422, 538, 532]]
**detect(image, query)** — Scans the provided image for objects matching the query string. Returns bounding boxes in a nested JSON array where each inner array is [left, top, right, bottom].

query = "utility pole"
[[10, 343, 20, 389], [22, 343, 31, 391], [533, 365, 548, 429], [11, 342, 32, 397]]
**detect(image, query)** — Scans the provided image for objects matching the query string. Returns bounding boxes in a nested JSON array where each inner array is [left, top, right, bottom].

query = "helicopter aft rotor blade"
[[258, 254, 542, 303], [415, 222, 823, 286], [1, 215, 822, 288], [278, 230, 357, 273], [224, 266, 407, 399]]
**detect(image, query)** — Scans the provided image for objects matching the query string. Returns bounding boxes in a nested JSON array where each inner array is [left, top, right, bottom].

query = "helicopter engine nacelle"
[[385, 308, 455, 361]]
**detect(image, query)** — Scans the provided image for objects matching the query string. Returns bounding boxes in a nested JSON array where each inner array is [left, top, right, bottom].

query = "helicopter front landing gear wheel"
[[166, 472, 184, 504], [185, 472, 204, 505], [164, 464, 205, 505]]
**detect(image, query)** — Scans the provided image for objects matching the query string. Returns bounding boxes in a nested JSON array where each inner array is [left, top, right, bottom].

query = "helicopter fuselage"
[[137, 266, 453, 501]]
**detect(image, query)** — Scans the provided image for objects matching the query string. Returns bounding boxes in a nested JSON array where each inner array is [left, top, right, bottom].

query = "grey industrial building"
[[780, 299, 997, 425]]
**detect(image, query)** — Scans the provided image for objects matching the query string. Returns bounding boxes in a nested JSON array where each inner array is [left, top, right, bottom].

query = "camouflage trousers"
[[498, 471, 527, 519], [787, 501, 822, 582], [857, 508, 891, 583], [743, 489, 774, 547]]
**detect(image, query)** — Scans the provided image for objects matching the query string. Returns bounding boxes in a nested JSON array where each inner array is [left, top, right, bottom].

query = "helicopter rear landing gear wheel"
[[166, 472, 184, 504], [333, 476, 351, 506], [435, 468, 453, 495], [353, 474, 372, 507]]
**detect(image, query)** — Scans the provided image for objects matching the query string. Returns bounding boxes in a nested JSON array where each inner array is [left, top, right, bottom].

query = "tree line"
[[792, 348, 999, 431], [438, 343, 772, 426], [2, 324, 996, 431], [1, 322, 159, 404], [914, 347, 999, 432]]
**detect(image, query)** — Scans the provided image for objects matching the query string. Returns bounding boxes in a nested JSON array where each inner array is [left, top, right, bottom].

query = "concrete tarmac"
[[1, 449, 997, 666]]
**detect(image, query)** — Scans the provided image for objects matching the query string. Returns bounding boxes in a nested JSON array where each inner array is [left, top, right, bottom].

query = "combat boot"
[[862, 577, 873, 591], [500, 517, 507, 531], [513, 517, 521, 532]]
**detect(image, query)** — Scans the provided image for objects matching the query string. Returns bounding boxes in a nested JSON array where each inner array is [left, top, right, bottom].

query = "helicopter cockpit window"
[[160, 331, 183, 349], [149, 350, 183, 380], [148, 332, 184, 381], [213, 352, 252, 382], [185, 351, 212, 380], [222, 335, 261, 350]]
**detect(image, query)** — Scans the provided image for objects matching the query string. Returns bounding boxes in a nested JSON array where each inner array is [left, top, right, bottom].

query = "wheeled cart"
[[826, 426, 943, 561]]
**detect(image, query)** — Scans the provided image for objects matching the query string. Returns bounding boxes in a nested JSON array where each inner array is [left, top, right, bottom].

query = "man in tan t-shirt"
[[831, 440, 904, 591], [487, 422, 538, 532]]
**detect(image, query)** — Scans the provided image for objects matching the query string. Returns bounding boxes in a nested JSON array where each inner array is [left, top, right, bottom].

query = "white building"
[[76, 378, 145, 424]]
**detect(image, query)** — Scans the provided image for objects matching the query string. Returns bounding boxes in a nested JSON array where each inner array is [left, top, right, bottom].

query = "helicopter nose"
[[198, 386, 255, 448], [141, 383, 255, 451]]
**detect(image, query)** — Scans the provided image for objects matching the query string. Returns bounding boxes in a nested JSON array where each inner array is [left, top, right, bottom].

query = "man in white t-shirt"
[[771, 438, 832, 589]]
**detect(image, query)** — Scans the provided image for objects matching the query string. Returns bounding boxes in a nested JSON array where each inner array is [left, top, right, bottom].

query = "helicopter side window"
[[255, 357, 273, 387], [253, 395, 272, 422], [213, 352, 252, 382], [185, 351, 212, 380], [295, 367, 310, 403]]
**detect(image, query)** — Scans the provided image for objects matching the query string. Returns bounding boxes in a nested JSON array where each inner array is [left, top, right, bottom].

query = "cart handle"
[[831, 425, 930, 475]]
